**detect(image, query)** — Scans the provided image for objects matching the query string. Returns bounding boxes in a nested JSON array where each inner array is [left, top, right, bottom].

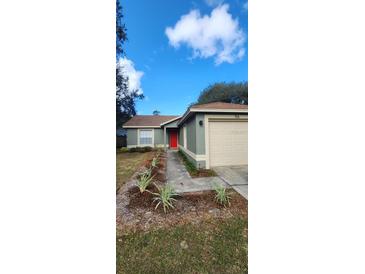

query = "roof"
[[178, 102, 248, 126], [160, 116, 182, 126], [123, 115, 180, 128], [191, 102, 248, 110]]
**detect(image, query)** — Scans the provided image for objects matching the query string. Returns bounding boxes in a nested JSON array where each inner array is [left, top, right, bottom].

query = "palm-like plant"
[[214, 185, 231, 207], [152, 184, 179, 213], [136, 171, 154, 193], [151, 157, 159, 169]]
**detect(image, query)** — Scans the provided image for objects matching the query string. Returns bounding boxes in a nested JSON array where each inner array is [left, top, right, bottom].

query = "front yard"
[[116, 149, 248, 273], [117, 216, 247, 274], [116, 150, 155, 192]]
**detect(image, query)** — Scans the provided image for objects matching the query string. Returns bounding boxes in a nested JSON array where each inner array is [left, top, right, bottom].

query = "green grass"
[[116, 151, 155, 191], [178, 150, 217, 177], [117, 216, 248, 274]]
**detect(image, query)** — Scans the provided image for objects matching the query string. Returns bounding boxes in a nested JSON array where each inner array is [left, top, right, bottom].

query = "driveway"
[[213, 166, 248, 199]]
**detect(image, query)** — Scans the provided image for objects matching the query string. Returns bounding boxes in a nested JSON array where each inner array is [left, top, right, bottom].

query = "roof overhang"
[[160, 116, 182, 126], [178, 108, 248, 126], [122, 126, 161, 129]]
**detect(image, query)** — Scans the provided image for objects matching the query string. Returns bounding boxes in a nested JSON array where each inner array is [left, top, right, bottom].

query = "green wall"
[[126, 129, 137, 146], [186, 116, 196, 153], [178, 127, 183, 146], [195, 113, 205, 155], [154, 128, 164, 145], [127, 128, 164, 146], [179, 113, 206, 155]]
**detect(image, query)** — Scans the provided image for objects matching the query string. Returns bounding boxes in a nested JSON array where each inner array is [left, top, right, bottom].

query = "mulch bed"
[[190, 169, 217, 178], [117, 186, 247, 234], [116, 150, 248, 235]]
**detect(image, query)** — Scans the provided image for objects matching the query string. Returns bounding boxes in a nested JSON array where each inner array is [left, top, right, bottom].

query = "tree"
[[116, 0, 143, 128], [194, 82, 248, 106], [152, 110, 160, 116], [116, 66, 144, 128], [116, 0, 127, 58]]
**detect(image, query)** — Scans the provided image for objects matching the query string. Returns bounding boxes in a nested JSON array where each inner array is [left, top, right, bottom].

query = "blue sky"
[[121, 0, 248, 115]]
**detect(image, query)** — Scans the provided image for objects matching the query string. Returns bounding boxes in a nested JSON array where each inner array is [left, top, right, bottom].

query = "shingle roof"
[[123, 115, 179, 127], [191, 102, 248, 110]]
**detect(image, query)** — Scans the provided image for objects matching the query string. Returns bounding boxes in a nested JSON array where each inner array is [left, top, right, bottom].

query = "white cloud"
[[117, 57, 144, 95], [204, 0, 223, 7], [165, 4, 245, 65]]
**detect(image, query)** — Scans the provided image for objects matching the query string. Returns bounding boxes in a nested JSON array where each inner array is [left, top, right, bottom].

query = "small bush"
[[151, 157, 159, 169], [135, 147, 144, 153], [213, 185, 231, 207], [119, 147, 129, 153], [131, 146, 153, 153], [178, 150, 198, 176], [136, 171, 154, 193], [152, 184, 179, 213]]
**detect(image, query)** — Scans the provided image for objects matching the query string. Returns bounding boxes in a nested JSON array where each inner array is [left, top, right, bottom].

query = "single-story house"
[[123, 102, 248, 169]]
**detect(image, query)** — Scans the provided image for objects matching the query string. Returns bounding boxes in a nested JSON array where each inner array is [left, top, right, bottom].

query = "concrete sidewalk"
[[166, 150, 228, 193], [214, 166, 248, 199]]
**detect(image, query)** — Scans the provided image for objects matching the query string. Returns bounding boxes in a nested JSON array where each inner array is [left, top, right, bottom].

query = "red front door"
[[169, 131, 178, 149]]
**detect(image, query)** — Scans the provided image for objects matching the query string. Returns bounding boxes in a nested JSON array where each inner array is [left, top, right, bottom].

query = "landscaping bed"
[[178, 150, 217, 177], [117, 183, 247, 234]]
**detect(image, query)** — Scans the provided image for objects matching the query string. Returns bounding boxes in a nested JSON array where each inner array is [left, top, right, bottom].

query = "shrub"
[[131, 146, 153, 153], [213, 185, 231, 207], [151, 157, 159, 169], [135, 147, 144, 153], [152, 184, 179, 213], [136, 171, 154, 193], [119, 147, 128, 153], [178, 150, 198, 176]]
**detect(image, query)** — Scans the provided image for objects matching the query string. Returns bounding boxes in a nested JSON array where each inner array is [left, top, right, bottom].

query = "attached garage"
[[208, 119, 248, 167], [175, 102, 248, 169]]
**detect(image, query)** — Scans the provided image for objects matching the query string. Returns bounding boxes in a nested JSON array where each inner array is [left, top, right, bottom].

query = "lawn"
[[117, 216, 248, 274], [116, 151, 155, 191]]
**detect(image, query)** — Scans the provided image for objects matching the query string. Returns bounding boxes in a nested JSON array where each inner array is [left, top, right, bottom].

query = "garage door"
[[209, 120, 248, 167]]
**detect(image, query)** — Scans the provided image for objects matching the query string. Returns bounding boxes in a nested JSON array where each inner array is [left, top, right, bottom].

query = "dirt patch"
[[191, 169, 217, 178], [127, 185, 159, 209], [143, 154, 167, 182]]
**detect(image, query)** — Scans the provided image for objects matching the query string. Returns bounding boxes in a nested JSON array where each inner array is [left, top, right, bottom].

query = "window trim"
[[137, 129, 154, 146]]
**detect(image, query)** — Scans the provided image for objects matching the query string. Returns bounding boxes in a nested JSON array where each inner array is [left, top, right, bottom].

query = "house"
[[123, 102, 248, 169]]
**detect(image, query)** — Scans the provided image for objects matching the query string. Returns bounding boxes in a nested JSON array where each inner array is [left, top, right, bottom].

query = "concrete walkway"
[[213, 166, 248, 199], [166, 150, 228, 193]]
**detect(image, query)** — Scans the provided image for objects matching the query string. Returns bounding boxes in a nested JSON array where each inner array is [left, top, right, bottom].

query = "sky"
[[121, 0, 248, 116]]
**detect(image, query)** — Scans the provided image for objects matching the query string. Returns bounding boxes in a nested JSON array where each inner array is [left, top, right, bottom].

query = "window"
[[139, 129, 153, 145]]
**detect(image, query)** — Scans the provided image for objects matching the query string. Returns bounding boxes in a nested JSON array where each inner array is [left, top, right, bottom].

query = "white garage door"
[[209, 120, 248, 167]]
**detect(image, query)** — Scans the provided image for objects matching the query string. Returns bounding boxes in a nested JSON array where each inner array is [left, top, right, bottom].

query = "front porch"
[[163, 127, 178, 151], [161, 117, 181, 151]]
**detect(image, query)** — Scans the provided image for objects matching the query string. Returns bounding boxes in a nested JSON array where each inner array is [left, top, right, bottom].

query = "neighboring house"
[[123, 102, 248, 169]]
